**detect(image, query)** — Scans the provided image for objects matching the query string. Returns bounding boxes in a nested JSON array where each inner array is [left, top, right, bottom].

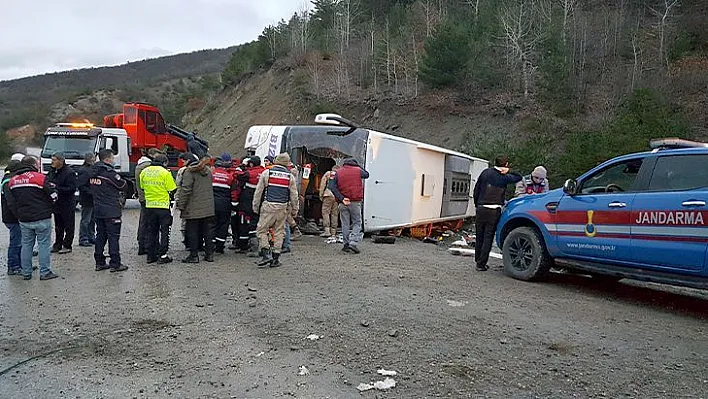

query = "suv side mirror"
[[563, 179, 578, 196]]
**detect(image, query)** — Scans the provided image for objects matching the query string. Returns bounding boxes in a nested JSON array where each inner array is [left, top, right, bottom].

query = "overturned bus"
[[244, 114, 488, 233]]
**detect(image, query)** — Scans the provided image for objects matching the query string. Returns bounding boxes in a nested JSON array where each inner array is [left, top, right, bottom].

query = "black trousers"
[[53, 202, 76, 249], [95, 217, 121, 267], [186, 217, 215, 256], [145, 208, 172, 261], [213, 210, 231, 251], [235, 211, 253, 250], [230, 213, 239, 246], [475, 207, 502, 268], [137, 202, 149, 252]]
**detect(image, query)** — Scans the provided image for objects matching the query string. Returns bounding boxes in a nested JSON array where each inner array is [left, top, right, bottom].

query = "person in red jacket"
[[329, 158, 369, 254], [237, 156, 266, 256], [212, 158, 238, 254], [5, 156, 60, 280]]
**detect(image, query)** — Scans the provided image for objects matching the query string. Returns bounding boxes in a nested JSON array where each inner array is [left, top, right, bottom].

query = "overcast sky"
[[0, 0, 309, 82]]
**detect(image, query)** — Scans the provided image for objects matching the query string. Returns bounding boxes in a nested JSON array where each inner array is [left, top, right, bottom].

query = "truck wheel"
[[502, 227, 553, 281]]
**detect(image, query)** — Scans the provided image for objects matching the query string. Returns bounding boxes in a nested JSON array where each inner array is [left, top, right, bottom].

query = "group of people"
[[1, 150, 127, 279], [2, 146, 373, 279], [5, 147, 546, 278], [473, 158, 549, 271]]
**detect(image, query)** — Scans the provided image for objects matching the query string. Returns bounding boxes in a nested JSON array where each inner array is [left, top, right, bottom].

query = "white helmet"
[[10, 153, 24, 161]]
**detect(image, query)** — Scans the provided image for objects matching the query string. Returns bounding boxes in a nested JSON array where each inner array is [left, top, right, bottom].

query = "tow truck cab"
[[41, 123, 133, 199], [496, 138, 708, 290]]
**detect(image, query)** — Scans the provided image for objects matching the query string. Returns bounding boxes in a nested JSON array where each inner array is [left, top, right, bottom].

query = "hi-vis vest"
[[265, 165, 292, 204]]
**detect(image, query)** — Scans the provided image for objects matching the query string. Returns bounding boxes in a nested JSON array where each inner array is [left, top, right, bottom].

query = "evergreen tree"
[[418, 21, 470, 88]]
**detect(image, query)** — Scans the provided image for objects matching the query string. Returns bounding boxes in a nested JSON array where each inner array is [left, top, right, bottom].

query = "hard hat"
[[11, 153, 24, 161]]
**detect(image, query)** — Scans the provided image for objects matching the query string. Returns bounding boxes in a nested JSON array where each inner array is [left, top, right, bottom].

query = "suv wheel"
[[502, 227, 553, 281]]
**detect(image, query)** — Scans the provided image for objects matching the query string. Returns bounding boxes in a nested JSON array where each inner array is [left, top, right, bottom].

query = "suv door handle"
[[608, 202, 627, 208], [682, 200, 706, 207]]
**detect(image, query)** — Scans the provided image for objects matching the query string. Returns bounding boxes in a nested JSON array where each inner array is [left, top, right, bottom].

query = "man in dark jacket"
[[76, 153, 96, 247], [91, 149, 128, 272], [472, 156, 523, 271], [329, 158, 369, 254], [177, 156, 215, 263], [47, 152, 77, 254], [237, 156, 266, 256], [2, 160, 23, 275], [6, 156, 59, 280], [211, 158, 237, 254]]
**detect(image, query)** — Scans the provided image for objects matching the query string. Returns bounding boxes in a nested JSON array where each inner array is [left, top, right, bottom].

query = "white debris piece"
[[305, 334, 322, 341], [298, 366, 310, 375], [374, 377, 397, 390], [377, 369, 398, 376], [357, 383, 375, 392], [357, 377, 397, 392], [446, 300, 468, 307], [450, 240, 469, 247], [255, 351, 265, 357]]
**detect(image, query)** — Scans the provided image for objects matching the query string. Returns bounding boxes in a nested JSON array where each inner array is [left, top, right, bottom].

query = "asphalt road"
[[1, 203, 707, 398]]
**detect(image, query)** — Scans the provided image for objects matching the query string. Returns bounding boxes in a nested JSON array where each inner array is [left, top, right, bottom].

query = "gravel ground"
[[1, 201, 707, 398]]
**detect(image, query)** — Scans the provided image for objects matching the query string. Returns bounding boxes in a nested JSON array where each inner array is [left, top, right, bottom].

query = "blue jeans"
[[79, 204, 95, 244], [5, 223, 22, 272], [282, 223, 291, 250], [20, 218, 53, 276]]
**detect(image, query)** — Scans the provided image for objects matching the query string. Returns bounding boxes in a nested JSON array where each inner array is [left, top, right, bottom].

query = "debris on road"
[[387, 329, 399, 337], [446, 300, 468, 307], [357, 377, 397, 392], [360, 320, 370, 327], [298, 366, 310, 375], [305, 334, 322, 341], [377, 369, 398, 376]]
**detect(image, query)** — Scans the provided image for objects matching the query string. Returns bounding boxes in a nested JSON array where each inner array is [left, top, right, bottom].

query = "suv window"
[[649, 154, 708, 191], [580, 158, 644, 194]]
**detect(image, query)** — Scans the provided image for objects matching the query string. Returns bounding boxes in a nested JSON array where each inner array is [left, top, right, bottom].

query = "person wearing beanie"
[[252, 152, 299, 268], [220, 153, 232, 164], [514, 165, 550, 198], [175, 152, 200, 249], [177, 155, 216, 263], [264, 155, 274, 168], [237, 156, 266, 256], [211, 158, 238, 254], [136, 148, 164, 255], [140, 153, 177, 264]]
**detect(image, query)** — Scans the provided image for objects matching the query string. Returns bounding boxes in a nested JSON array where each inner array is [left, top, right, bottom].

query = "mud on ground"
[[1, 202, 707, 398]]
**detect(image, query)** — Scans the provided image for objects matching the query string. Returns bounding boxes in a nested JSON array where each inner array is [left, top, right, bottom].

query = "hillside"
[[0, 47, 236, 152], [186, 0, 707, 183]]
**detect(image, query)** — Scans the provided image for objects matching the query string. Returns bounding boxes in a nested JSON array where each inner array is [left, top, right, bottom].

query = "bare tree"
[[559, 0, 577, 45], [369, 14, 378, 92], [463, 0, 482, 22], [262, 25, 279, 60], [420, 0, 437, 36], [499, 0, 542, 97], [307, 54, 322, 99], [649, 0, 680, 69]]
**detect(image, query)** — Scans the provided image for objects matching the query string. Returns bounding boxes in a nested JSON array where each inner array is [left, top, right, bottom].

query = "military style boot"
[[246, 237, 260, 257], [257, 248, 273, 267], [270, 252, 282, 268]]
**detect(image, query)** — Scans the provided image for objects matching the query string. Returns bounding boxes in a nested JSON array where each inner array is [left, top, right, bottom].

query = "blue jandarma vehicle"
[[496, 138, 708, 290]]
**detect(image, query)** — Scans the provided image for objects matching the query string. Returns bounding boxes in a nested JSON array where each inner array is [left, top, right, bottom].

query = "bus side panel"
[[410, 148, 446, 225], [363, 133, 415, 232]]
